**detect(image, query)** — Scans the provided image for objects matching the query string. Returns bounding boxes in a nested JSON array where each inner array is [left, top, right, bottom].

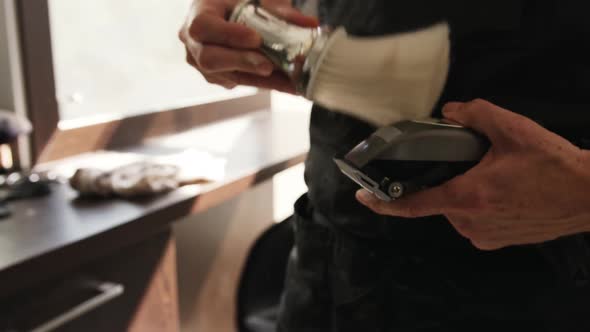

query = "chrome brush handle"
[[230, 0, 330, 93]]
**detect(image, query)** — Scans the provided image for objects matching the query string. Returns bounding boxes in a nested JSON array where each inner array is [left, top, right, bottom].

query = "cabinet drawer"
[[0, 230, 178, 332]]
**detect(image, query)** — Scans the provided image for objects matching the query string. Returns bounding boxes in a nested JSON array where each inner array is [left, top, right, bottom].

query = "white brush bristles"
[[306, 23, 450, 126]]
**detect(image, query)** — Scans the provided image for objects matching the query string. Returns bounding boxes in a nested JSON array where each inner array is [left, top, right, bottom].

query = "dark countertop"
[[0, 109, 309, 296]]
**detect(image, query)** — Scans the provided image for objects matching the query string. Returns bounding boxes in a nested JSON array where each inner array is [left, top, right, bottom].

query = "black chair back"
[[236, 217, 294, 332]]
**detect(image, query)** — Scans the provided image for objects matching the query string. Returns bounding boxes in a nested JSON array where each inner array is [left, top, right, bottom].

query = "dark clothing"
[[279, 196, 590, 332], [303, 0, 590, 236], [280, 1, 590, 331]]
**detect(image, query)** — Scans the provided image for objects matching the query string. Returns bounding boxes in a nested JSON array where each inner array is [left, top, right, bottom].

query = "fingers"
[[445, 215, 506, 250], [445, 215, 562, 251], [188, 13, 262, 49], [202, 71, 295, 93], [180, 0, 308, 92], [442, 99, 560, 153], [183, 41, 295, 91], [184, 46, 289, 90], [442, 99, 535, 148], [228, 71, 297, 94], [185, 47, 197, 68], [203, 74, 239, 90], [355, 182, 460, 218], [442, 99, 509, 140], [189, 44, 274, 76], [260, 0, 320, 27], [354, 187, 511, 251], [446, 214, 473, 239]]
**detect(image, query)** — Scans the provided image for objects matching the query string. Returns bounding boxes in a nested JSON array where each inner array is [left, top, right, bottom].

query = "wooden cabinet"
[[0, 231, 179, 332], [0, 109, 310, 332]]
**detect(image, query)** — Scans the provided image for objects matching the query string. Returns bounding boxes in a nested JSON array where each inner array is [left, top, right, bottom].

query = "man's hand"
[[178, 0, 318, 93], [356, 99, 590, 250]]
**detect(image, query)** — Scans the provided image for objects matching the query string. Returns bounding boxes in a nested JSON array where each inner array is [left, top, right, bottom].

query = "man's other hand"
[[357, 99, 590, 250], [178, 0, 318, 94]]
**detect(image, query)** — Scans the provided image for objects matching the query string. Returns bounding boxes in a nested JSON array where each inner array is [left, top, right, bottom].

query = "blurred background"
[[49, 0, 256, 122], [0, 0, 313, 331]]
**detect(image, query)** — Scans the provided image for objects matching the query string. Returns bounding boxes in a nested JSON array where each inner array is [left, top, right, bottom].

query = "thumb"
[[355, 180, 460, 218], [442, 99, 516, 144], [260, 0, 320, 27]]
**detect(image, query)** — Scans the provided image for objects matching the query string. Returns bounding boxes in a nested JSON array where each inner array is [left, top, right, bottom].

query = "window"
[[14, 0, 269, 163], [48, 0, 256, 123]]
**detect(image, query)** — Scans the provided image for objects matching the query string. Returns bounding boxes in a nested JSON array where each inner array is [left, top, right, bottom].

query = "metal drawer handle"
[[29, 281, 124, 332]]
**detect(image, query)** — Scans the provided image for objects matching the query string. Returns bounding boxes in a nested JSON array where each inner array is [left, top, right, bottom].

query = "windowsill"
[[36, 92, 272, 163], [0, 108, 310, 297], [57, 87, 259, 130]]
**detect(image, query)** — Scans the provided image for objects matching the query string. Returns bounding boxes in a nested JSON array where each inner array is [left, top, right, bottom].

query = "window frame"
[[16, 0, 271, 164]]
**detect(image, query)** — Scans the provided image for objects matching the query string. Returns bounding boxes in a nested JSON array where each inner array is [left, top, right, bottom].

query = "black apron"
[[279, 1, 590, 331]]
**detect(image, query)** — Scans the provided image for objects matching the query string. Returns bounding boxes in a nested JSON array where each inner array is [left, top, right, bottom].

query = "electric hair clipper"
[[334, 119, 490, 201]]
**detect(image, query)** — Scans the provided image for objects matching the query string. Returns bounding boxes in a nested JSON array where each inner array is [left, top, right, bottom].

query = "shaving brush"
[[231, 0, 450, 127]]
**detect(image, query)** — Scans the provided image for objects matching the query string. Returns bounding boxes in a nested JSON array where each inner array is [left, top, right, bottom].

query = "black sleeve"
[[317, 0, 590, 142], [323, 0, 524, 36], [486, 98, 590, 147]]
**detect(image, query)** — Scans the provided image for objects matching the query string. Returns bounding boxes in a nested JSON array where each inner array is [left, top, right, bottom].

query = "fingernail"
[[274, 6, 295, 18], [300, 15, 321, 28], [443, 102, 467, 116], [246, 54, 273, 76], [242, 32, 262, 47], [356, 189, 374, 204], [257, 63, 274, 76], [442, 104, 456, 115], [245, 53, 268, 66]]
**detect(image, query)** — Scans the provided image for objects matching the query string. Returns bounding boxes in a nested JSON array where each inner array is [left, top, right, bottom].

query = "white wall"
[[174, 180, 276, 332], [175, 93, 309, 331], [271, 92, 311, 221]]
